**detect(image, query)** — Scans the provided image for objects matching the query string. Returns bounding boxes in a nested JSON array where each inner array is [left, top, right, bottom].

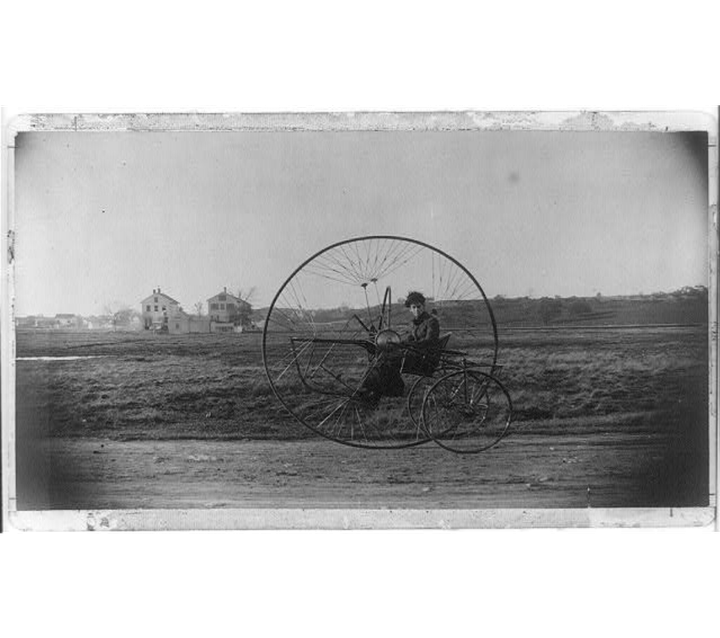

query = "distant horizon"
[[14, 284, 709, 319], [14, 130, 709, 316]]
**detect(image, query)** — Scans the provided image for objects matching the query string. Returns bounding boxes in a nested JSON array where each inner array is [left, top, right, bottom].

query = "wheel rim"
[[422, 370, 512, 453], [262, 235, 498, 448]]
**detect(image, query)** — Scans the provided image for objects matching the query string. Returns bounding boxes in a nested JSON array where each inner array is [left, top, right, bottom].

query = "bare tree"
[[235, 286, 257, 329], [236, 286, 257, 305], [103, 302, 137, 332], [194, 301, 204, 316]]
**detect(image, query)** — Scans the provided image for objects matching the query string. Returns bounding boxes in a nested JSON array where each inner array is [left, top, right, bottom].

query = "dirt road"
[[17, 425, 701, 511]]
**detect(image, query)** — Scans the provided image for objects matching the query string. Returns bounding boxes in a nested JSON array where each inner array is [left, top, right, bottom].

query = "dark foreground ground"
[[13, 325, 711, 512], [19, 427, 706, 511]]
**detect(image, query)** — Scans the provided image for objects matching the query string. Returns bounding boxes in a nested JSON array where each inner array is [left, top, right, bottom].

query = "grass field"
[[14, 324, 710, 510], [15, 325, 708, 440]]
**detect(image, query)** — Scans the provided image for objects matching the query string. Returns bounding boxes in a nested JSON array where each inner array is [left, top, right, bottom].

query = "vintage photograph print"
[[4, 113, 716, 529]]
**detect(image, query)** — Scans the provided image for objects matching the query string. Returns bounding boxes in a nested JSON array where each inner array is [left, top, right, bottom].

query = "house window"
[[210, 303, 218, 310], [154, 297, 158, 303], [175, 323, 180, 329], [154, 305, 158, 311], [146, 305, 150, 312], [162, 306, 166, 311], [219, 294, 226, 302], [220, 303, 225, 310]]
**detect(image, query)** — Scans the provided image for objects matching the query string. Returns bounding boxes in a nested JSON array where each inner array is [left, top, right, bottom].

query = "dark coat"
[[406, 311, 440, 345], [363, 311, 442, 395]]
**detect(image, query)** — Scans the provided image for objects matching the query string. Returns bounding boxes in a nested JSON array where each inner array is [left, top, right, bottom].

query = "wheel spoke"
[[262, 236, 500, 449], [422, 370, 512, 453]]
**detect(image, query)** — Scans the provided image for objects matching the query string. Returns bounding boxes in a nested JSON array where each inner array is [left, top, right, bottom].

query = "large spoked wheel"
[[262, 235, 498, 449], [421, 369, 512, 454]]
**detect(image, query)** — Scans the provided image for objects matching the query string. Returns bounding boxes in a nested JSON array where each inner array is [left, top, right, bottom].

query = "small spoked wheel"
[[421, 369, 512, 453]]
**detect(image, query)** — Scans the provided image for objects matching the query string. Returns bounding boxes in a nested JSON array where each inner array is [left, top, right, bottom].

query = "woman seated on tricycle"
[[358, 291, 442, 402]]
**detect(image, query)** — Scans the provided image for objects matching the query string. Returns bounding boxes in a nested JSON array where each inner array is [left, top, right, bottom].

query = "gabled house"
[[140, 287, 186, 332], [207, 287, 251, 333], [140, 287, 211, 334]]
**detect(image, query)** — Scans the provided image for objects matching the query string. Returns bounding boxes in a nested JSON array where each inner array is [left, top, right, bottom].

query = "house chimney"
[[224, 286, 227, 293]]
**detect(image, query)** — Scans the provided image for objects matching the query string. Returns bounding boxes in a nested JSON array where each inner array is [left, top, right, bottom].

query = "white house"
[[207, 287, 251, 333], [140, 288, 186, 332], [140, 287, 212, 334]]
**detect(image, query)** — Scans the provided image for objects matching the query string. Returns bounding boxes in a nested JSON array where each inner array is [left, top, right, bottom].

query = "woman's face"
[[409, 302, 424, 319]]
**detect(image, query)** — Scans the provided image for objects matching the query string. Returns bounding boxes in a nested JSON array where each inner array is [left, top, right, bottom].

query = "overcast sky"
[[13, 129, 709, 316]]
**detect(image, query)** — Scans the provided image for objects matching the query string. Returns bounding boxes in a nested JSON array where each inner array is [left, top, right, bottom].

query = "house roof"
[[207, 290, 249, 305], [140, 290, 182, 305]]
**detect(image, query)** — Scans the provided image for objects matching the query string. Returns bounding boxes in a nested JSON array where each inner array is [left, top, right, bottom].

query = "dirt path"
[[17, 429, 688, 511]]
